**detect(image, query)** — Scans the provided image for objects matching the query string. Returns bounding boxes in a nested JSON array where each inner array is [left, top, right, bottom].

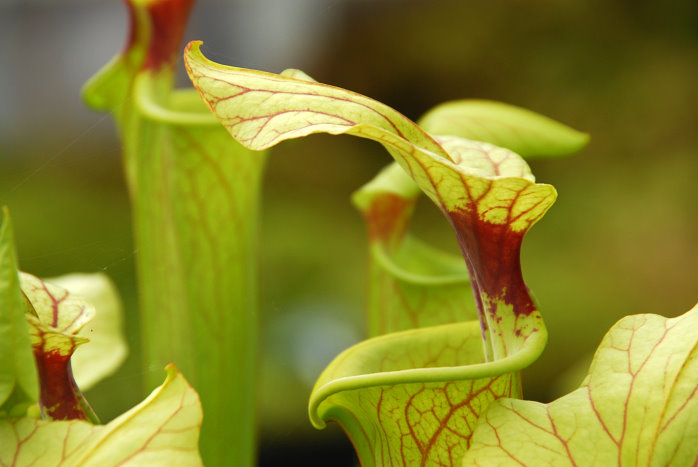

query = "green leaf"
[[185, 43, 556, 465], [0, 365, 203, 466], [353, 163, 475, 335], [309, 321, 546, 466], [367, 236, 476, 333], [462, 304, 698, 466], [20, 273, 99, 423], [45, 274, 127, 392], [418, 99, 589, 158], [84, 5, 266, 465], [183, 41, 446, 157], [0, 208, 39, 418], [184, 41, 552, 359]]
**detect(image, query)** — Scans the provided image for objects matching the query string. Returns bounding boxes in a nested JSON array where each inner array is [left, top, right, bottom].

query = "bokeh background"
[[1, 0, 696, 465]]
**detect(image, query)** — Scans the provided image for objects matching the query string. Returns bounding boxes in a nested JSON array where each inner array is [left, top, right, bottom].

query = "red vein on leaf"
[[618, 318, 671, 462], [38, 281, 69, 328], [420, 381, 495, 464], [587, 385, 619, 448], [114, 387, 192, 465], [659, 369, 698, 435], [488, 416, 527, 466], [546, 406, 577, 465], [404, 386, 427, 457], [199, 79, 408, 143]]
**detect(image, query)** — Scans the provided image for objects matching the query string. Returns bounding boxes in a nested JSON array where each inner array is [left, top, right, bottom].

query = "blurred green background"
[[1, 0, 696, 465]]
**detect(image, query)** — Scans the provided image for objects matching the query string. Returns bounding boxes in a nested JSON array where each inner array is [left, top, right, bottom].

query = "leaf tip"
[[0, 205, 11, 231], [183, 40, 206, 67], [183, 41, 210, 82], [351, 162, 420, 213], [184, 40, 203, 54], [162, 363, 189, 387], [164, 362, 179, 378], [572, 130, 591, 152]]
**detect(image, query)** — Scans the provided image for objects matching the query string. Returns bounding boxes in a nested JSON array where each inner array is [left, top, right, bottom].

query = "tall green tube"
[[83, 0, 266, 464]]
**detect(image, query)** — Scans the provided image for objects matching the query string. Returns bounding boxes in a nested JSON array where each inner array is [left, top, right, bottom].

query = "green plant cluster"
[[1, 0, 696, 465]]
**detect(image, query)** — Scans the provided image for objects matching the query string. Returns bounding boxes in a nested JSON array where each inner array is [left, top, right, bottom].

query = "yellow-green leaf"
[[84, 6, 266, 464], [184, 42, 554, 358], [184, 41, 446, 157], [462, 304, 698, 466], [418, 99, 589, 158], [310, 320, 546, 466], [353, 163, 475, 336], [367, 236, 475, 335], [0, 365, 202, 466], [21, 273, 95, 337], [45, 274, 127, 392], [184, 42, 560, 465], [20, 273, 98, 423]]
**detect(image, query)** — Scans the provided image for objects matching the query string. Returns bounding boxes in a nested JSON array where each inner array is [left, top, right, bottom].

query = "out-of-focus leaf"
[[0, 208, 38, 418], [0, 365, 202, 466], [46, 274, 127, 391], [418, 99, 589, 158], [353, 163, 475, 335], [367, 235, 475, 333], [20, 273, 98, 423], [84, 4, 266, 465], [462, 304, 698, 466]]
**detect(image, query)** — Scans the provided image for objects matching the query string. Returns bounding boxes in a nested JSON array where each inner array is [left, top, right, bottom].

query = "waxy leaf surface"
[[83, 3, 265, 464], [309, 320, 546, 466], [367, 235, 475, 334], [462, 304, 698, 466], [184, 41, 553, 359], [184, 43, 567, 465], [0, 365, 202, 466], [418, 99, 589, 158], [0, 208, 38, 418]]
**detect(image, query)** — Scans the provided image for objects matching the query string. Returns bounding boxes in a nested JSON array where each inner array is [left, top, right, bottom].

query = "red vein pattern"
[[184, 42, 446, 158], [86, 3, 264, 463], [462, 305, 698, 466], [20, 274, 96, 422], [311, 321, 526, 466], [185, 42, 554, 352], [130, 120, 265, 464], [0, 366, 203, 466], [186, 43, 556, 465]]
